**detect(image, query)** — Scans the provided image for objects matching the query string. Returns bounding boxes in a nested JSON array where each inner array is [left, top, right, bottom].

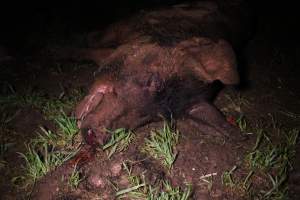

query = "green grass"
[[0, 91, 45, 109], [245, 128, 298, 199], [0, 109, 15, 170], [221, 125, 299, 199], [0, 109, 15, 126], [116, 162, 192, 199], [1, 85, 83, 189], [33, 127, 59, 147], [0, 142, 14, 170], [40, 89, 84, 120], [224, 92, 250, 113], [0, 160, 6, 170], [55, 111, 79, 142], [18, 142, 77, 184], [147, 181, 192, 200], [0, 110, 14, 155], [279, 109, 300, 122], [0, 142, 14, 156], [246, 129, 298, 173], [1, 82, 84, 194], [221, 166, 237, 188], [143, 121, 179, 169], [68, 164, 84, 190], [116, 162, 147, 199], [103, 128, 134, 158], [16, 113, 80, 187], [199, 173, 217, 191], [0, 87, 84, 120], [236, 115, 248, 133], [33, 112, 79, 147]]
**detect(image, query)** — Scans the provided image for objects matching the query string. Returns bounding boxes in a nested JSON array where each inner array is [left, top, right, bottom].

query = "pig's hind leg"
[[186, 101, 246, 141]]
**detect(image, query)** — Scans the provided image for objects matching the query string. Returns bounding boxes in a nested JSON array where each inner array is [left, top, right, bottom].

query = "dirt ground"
[[1, 3, 300, 200]]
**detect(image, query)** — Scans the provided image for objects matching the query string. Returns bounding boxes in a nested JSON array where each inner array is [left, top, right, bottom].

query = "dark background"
[[0, 1, 298, 52]]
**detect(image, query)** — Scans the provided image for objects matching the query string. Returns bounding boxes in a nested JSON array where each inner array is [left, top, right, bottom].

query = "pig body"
[[75, 1, 251, 146]]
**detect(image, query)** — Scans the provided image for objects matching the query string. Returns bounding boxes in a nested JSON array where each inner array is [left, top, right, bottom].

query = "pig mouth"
[[83, 128, 97, 146], [82, 127, 110, 147]]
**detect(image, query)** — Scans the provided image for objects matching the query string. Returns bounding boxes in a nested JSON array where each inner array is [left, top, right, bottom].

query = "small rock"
[[88, 175, 105, 188], [110, 162, 122, 176]]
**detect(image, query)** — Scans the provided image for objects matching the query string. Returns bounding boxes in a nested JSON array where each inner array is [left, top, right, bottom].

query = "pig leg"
[[187, 101, 245, 141]]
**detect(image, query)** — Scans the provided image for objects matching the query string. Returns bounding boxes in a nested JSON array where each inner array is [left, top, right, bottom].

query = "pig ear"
[[194, 39, 239, 85], [213, 40, 240, 85], [181, 38, 239, 85], [75, 92, 104, 121]]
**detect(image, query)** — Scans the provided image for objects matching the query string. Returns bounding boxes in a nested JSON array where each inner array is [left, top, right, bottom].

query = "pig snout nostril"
[[82, 127, 110, 147], [83, 128, 97, 146]]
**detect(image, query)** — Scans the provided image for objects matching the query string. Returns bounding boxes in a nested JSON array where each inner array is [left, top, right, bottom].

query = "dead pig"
[[72, 1, 252, 146]]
